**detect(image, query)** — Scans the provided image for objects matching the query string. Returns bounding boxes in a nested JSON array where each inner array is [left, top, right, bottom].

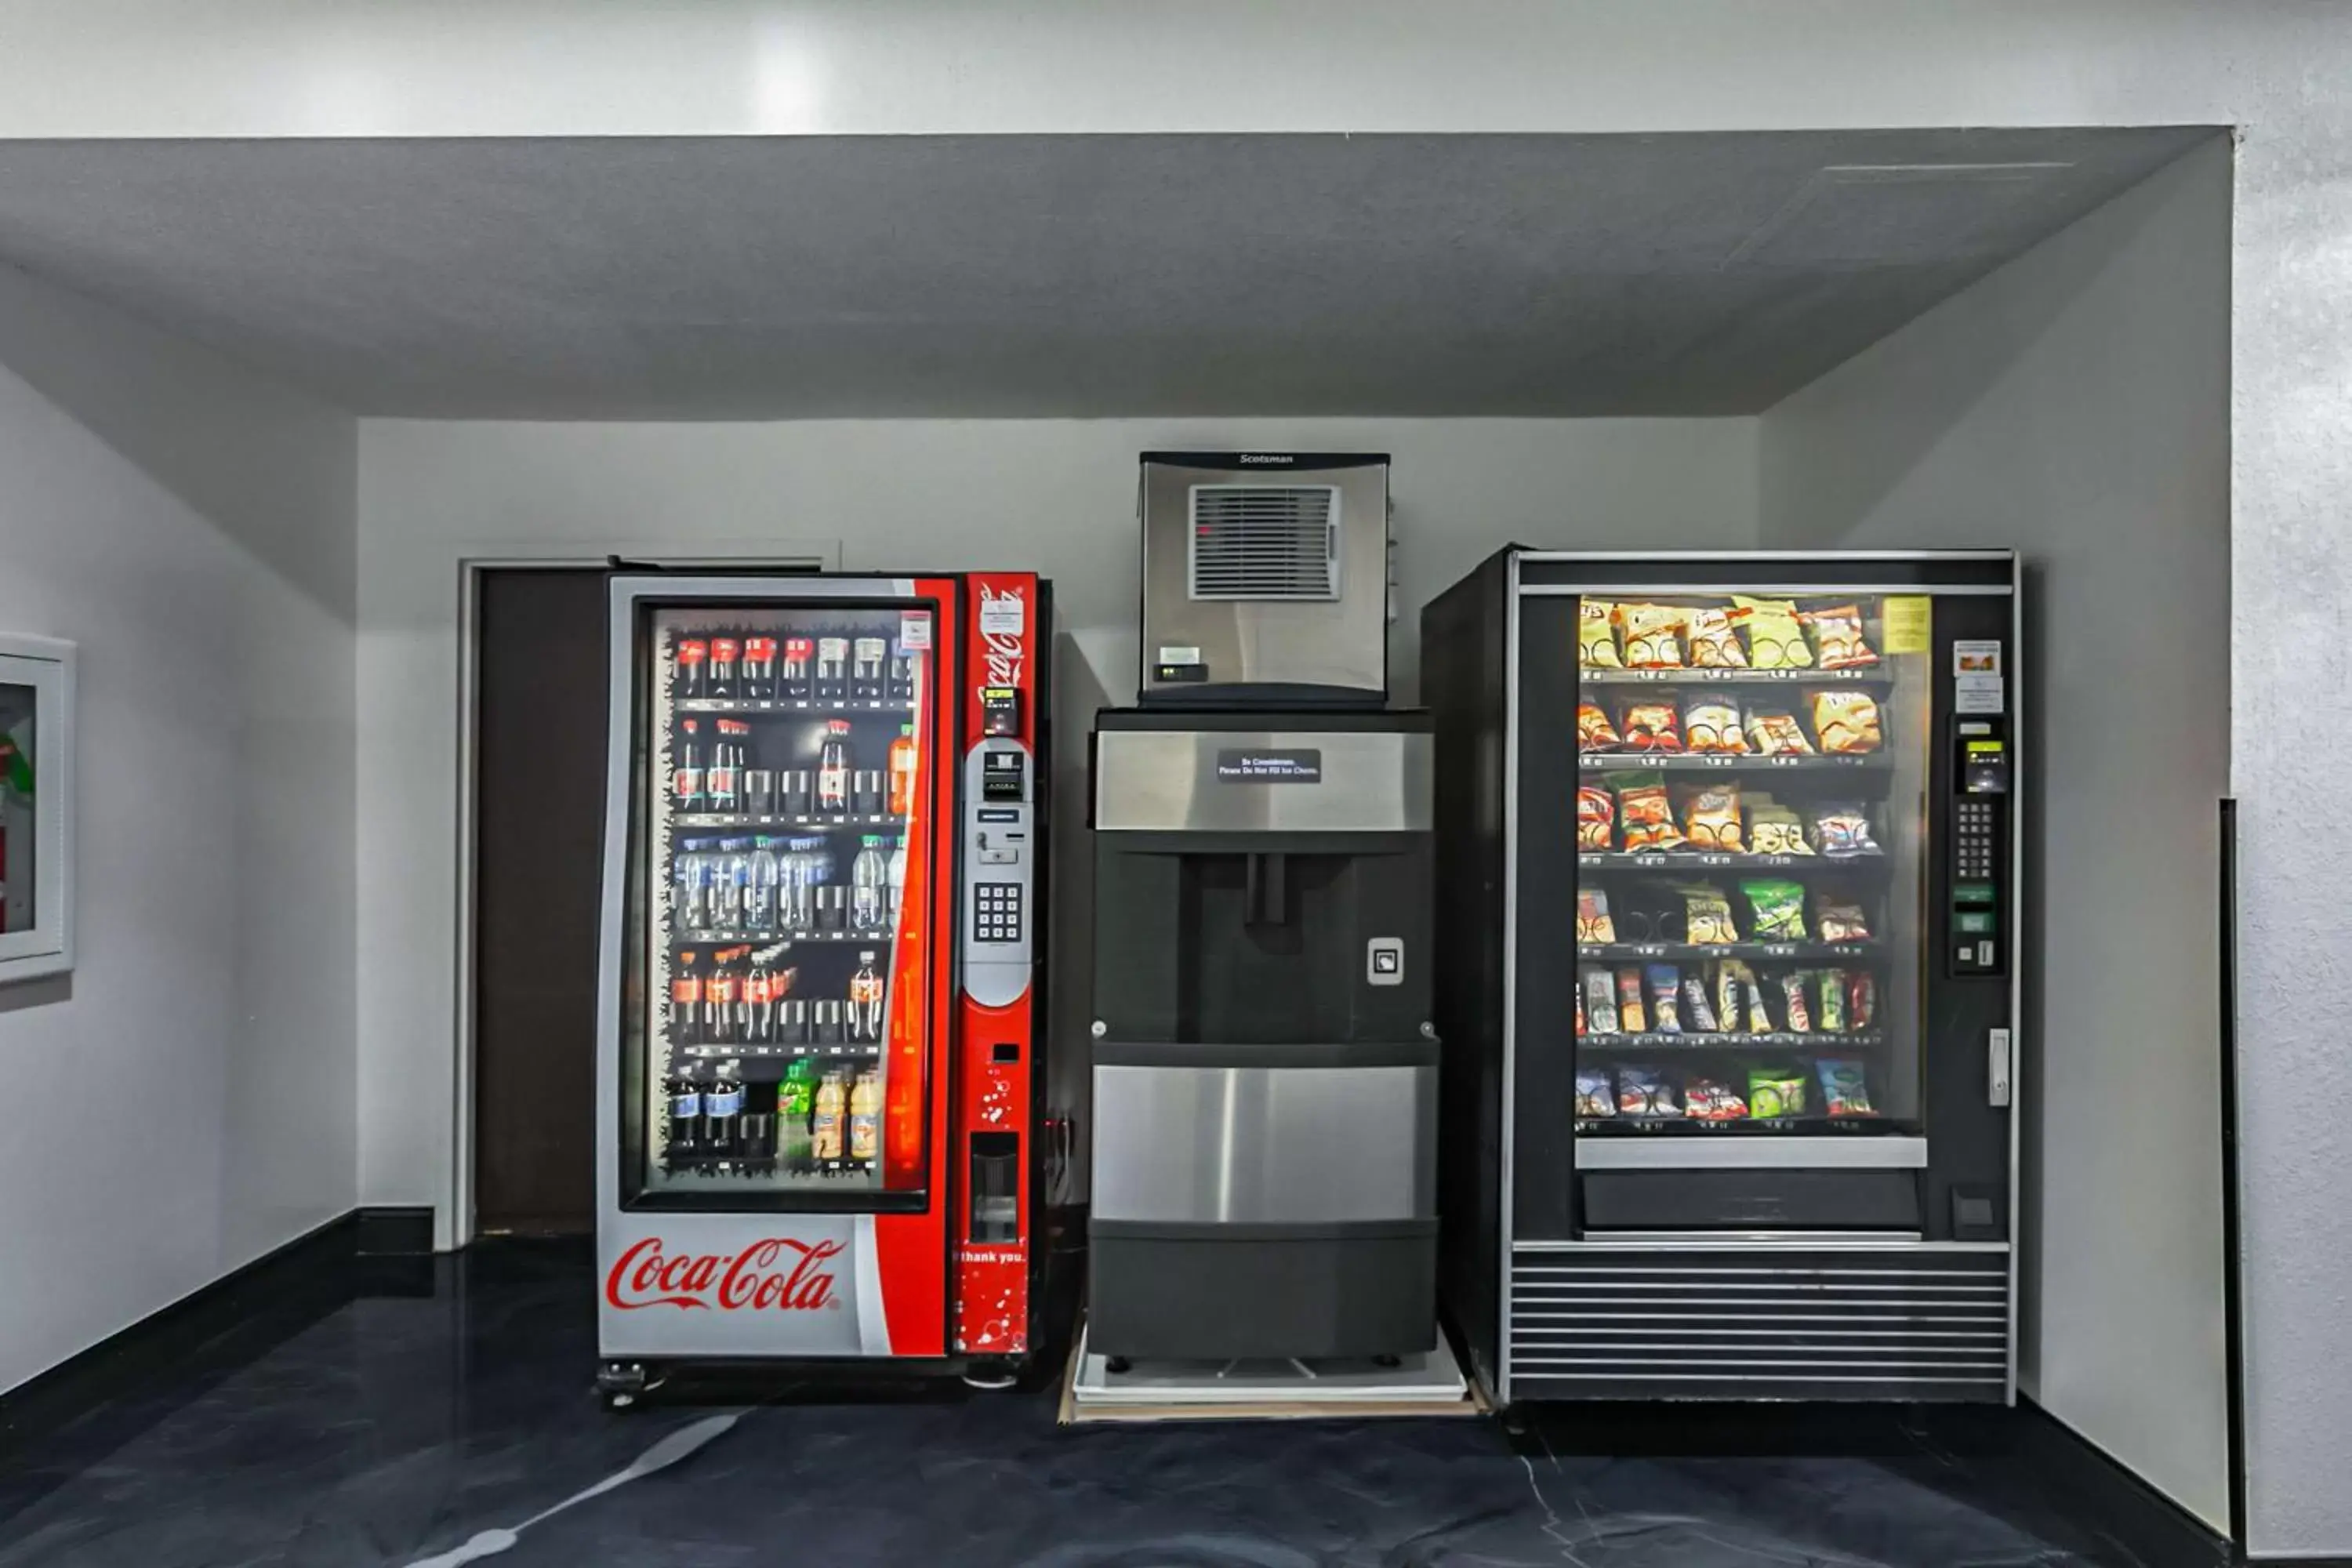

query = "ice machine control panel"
[[1948, 721, 2010, 978]]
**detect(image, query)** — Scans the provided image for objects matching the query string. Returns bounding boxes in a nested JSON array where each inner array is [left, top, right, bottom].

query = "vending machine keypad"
[[1949, 725, 2009, 977], [973, 881, 1024, 944]]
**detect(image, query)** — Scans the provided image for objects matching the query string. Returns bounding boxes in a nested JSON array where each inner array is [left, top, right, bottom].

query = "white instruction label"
[[978, 590, 1025, 637], [898, 615, 932, 650], [1955, 674, 2006, 714], [1157, 645, 1203, 666]]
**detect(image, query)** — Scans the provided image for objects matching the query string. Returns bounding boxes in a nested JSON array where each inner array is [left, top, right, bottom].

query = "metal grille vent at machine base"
[[1188, 485, 1340, 601]]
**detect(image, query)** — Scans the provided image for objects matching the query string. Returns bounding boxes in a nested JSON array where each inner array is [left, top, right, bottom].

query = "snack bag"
[[1817, 899, 1872, 943], [1798, 603, 1879, 670], [1681, 884, 1741, 945], [1684, 1076, 1750, 1121], [1581, 966, 1619, 1033], [1620, 701, 1684, 753], [1777, 971, 1814, 1032], [1744, 708, 1814, 757], [1731, 595, 1813, 669], [1741, 969, 1773, 1035], [1846, 970, 1878, 1032], [1577, 886, 1617, 944], [1575, 978, 1586, 1036], [1686, 605, 1750, 669], [1579, 600, 1624, 668], [1617, 1067, 1681, 1117], [1817, 1059, 1875, 1116], [1742, 878, 1808, 942], [1681, 972, 1722, 1033], [1577, 702, 1623, 753], [1616, 967, 1649, 1034], [1683, 695, 1748, 755], [1575, 1067, 1616, 1117], [1816, 968, 1847, 1033], [1748, 1069, 1809, 1120], [1810, 803, 1881, 857], [1613, 603, 1686, 669], [1646, 964, 1682, 1033], [1682, 782, 1745, 851], [1747, 798, 1814, 858], [1713, 962, 1744, 1033], [1617, 775, 1684, 851], [1809, 690, 1883, 754], [1577, 785, 1616, 851]]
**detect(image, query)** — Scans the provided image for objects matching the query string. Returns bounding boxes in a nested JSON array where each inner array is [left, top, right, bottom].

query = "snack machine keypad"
[[1949, 724, 2009, 978]]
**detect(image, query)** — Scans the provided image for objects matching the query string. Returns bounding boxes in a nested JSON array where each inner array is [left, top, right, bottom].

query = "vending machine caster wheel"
[[597, 1362, 650, 1411], [960, 1359, 1018, 1391], [1104, 1356, 1132, 1375]]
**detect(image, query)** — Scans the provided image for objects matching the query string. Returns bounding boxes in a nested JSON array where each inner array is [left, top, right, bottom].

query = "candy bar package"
[[1742, 878, 1809, 941], [1809, 689, 1883, 753], [1798, 603, 1880, 670], [1817, 899, 1872, 943], [1579, 600, 1623, 668], [1681, 884, 1741, 945], [1575, 1067, 1617, 1117], [1731, 595, 1813, 670], [1617, 775, 1685, 851], [1686, 605, 1750, 668], [1617, 1066, 1682, 1117], [1744, 707, 1815, 756], [1748, 1069, 1809, 1120], [1619, 700, 1684, 753], [1747, 797, 1814, 858], [1681, 971, 1722, 1033], [1581, 966, 1619, 1033], [1815, 968, 1847, 1033], [1613, 603, 1686, 669], [1683, 695, 1748, 754], [1576, 886, 1618, 943], [1846, 970, 1878, 1032], [1616, 967, 1649, 1034], [1646, 964, 1682, 1033], [1816, 1058, 1875, 1116], [1810, 803, 1881, 857], [1577, 702, 1623, 753], [1577, 784, 1616, 851], [1684, 1076, 1751, 1121], [1682, 782, 1745, 852], [1741, 968, 1773, 1034], [1713, 962, 1743, 1033], [1777, 971, 1814, 1032]]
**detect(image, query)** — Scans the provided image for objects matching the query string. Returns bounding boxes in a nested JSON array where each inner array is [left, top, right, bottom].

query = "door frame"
[[453, 538, 839, 1249]]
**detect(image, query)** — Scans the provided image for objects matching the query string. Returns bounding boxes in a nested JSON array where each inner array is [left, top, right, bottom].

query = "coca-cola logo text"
[[604, 1236, 845, 1312]]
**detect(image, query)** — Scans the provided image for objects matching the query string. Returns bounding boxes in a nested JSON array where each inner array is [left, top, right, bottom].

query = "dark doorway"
[[472, 567, 608, 1235]]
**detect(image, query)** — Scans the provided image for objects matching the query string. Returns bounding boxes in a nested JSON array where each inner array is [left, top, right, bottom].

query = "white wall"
[[1760, 143, 2234, 1529], [0, 260, 358, 1396], [354, 415, 1757, 1232]]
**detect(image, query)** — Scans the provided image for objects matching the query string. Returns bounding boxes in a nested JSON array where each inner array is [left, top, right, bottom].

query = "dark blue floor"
[[0, 1241, 2154, 1566]]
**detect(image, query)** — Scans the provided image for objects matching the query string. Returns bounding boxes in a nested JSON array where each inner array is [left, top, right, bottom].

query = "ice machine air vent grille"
[[1187, 485, 1340, 602]]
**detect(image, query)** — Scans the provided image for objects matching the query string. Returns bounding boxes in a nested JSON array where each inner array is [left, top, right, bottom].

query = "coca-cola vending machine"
[[594, 572, 1051, 1403]]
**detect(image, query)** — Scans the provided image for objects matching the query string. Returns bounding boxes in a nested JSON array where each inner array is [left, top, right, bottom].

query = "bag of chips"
[[1816, 968, 1847, 1032], [1617, 1066, 1681, 1117], [1731, 595, 1813, 669], [1746, 797, 1813, 858], [1744, 707, 1814, 756], [1574, 976, 1586, 1036], [1577, 784, 1616, 851], [1847, 970, 1877, 1032], [1742, 878, 1808, 941], [1685, 605, 1750, 669], [1749, 1069, 1809, 1120], [1810, 803, 1880, 857], [1577, 702, 1622, 753], [1681, 971, 1721, 1033], [1682, 782, 1744, 851], [1809, 690, 1883, 753], [1777, 971, 1814, 1033], [1616, 967, 1649, 1033], [1682, 695, 1748, 754], [1817, 899, 1872, 943], [1620, 701, 1684, 753], [1713, 962, 1743, 1033], [1581, 966, 1618, 1033], [1684, 1076, 1750, 1121], [1817, 1058, 1875, 1116], [1575, 1067, 1616, 1117], [1576, 887, 1617, 944], [1681, 884, 1740, 945], [1613, 603, 1686, 669], [1647, 964, 1682, 1033], [1617, 775, 1684, 851], [1579, 600, 1624, 668], [1740, 967, 1773, 1034], [1798, 604, 1879, 670]]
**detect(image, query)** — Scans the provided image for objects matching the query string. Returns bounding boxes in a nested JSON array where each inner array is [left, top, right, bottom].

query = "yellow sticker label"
[[1882, 595, 1932, 655]]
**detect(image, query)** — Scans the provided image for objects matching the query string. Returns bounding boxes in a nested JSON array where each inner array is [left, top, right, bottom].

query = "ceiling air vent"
[[1187, 484, 1341, 602]]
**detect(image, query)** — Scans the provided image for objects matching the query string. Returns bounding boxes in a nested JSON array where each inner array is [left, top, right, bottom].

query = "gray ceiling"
[[0, 128, 2216, 419]]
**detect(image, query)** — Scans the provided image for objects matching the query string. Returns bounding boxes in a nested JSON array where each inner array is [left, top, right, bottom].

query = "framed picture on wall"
[[0, 632, 75, 984]]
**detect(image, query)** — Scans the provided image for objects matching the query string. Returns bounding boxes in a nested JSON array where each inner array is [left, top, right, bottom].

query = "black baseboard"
[[354, 1204, 437, 1256], [2012, 1397, 2233, 1568]]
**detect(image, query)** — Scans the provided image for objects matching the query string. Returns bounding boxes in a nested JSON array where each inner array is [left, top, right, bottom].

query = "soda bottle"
[[811, 1071, 848, 1162], [745, 837, 781, 933], [708, 634, 740, 699], [704, 946, 742, 1044], [669, 949, 703, 1044], [887, 635, 916, 702], [673, 838, 711, 931], [742, 635, 778, 702], [851, 635, 887, 702], [674, 720, 705, 811], [675, 636, 708, 700], [817, 720, 852, 813], [666, 1059, 703, 1161], [885, 837, 907, 922], [848, 949, 886, 1042], [887, 725, 918, 817], [704, 1059, 744, 1160], [779, 1057, 818, 1169], [739, 1081, 777, 1172], [707, 839, 746, 931], [815, 632, 849, 703], [707, 721, 742, 812], [746, 945, 793, 1044], [781, 636, 814, 702], [850, 837, 888, 932], [848, 1069, 881, 1162]]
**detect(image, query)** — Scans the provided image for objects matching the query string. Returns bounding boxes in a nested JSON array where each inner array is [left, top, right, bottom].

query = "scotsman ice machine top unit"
[[1138, 452, 1391, 707]]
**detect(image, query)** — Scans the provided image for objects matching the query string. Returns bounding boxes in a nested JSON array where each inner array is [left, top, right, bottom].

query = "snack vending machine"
[[594, 572, 1050, 1402], [1424, 550, 2020, 1404]]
